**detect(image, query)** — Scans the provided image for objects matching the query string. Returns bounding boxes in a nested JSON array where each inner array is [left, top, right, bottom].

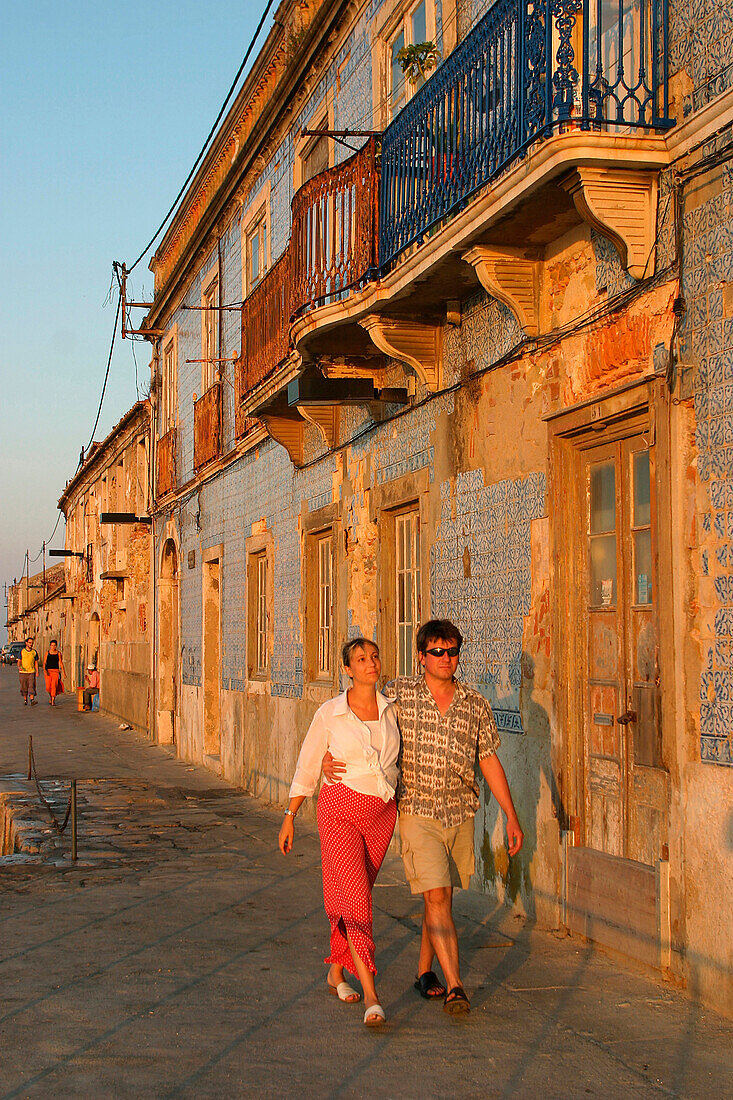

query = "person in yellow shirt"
[[18, 637, 39, 705]]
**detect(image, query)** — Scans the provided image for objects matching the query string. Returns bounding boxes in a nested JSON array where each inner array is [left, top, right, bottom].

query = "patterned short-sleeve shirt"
[[384, 676, 500, 828]]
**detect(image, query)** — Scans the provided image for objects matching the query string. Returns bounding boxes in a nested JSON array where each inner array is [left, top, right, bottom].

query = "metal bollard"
[[71, 780, 78, 862]]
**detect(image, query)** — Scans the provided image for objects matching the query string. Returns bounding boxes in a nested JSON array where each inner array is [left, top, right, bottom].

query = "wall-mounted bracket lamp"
[[48, 550, 85, 558]]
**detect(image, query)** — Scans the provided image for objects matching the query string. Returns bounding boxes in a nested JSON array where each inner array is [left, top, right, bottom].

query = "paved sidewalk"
[[0, 667, 731, 1099]]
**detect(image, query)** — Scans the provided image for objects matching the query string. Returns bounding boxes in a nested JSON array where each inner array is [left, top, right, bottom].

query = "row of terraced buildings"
[[9, 0, 733, 1016]]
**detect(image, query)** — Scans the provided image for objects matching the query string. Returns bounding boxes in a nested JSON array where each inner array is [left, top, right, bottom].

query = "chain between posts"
[[26, 735, 78, 859]]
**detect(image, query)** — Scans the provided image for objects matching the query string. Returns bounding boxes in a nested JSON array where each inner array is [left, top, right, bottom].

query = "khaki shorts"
[[398, 813, 475, 894]]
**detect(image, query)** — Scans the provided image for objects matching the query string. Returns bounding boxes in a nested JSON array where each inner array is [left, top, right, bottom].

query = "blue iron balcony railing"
[[379, 0, 673, 268]]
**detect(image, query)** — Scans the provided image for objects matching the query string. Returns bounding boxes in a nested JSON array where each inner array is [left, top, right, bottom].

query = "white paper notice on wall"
[[638, 573, 649, 603], [602, 579, 613, 607]]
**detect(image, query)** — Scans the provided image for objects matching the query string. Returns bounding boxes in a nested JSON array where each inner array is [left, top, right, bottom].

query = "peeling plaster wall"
[[665, 128, 733, 1015], [63, 411, 152, 731]]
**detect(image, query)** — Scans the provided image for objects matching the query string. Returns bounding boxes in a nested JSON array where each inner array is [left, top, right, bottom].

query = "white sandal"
[[328, 980, 361, 1003], [364, 1002, 386, 1026]]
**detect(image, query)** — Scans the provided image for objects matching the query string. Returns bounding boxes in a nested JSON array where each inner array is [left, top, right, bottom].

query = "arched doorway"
[[158, 539, 179, 745]]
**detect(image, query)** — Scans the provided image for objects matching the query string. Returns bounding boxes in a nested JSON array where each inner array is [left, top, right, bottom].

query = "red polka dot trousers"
[[317, 783, 397, 976]]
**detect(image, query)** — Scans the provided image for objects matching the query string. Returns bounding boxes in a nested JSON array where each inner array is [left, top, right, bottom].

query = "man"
[[18, 637, 40, 706], [83, 664, 100, 711], [325, 619, 523, 1016]]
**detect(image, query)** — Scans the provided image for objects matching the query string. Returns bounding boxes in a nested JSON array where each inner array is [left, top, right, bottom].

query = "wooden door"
[[582, 434, 669, 866]]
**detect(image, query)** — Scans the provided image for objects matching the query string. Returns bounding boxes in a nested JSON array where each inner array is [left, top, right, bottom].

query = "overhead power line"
[[85, 290, 122, 457], [127, 0, 277, 274]]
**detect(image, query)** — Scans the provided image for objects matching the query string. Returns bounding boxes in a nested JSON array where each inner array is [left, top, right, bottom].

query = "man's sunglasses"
[[425, 646, 460, 658]]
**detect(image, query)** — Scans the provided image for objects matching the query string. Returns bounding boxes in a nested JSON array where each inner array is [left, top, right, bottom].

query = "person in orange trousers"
[[43, 640, 66, 706]]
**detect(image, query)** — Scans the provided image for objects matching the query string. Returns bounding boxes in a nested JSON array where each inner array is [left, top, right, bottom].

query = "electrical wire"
[[127, 0, 277, 275], [84, 292, 122, 457]]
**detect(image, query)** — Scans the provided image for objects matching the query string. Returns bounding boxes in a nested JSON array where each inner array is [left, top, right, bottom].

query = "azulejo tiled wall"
[[443, 291, 523, 385], [669, 0, 733, 118], [431, 468, 546, 733], [682, 133, 733, 766]]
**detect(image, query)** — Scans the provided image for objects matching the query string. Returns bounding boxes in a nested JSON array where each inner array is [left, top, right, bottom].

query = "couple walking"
[[278, 619, 523, 1028], [18, 637, 66, 706]]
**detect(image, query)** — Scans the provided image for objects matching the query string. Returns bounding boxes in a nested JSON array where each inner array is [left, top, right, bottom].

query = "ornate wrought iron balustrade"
[[238, 141, 379, 409], [240, 248, 291, 397], [290, 138, 379, 317], [379, 0, 672, 267], [193, 382, 222, 470], [156, 427, 176, 497]]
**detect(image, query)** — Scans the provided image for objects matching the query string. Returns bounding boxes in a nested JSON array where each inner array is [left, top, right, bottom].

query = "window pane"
[[590, 534, 617, 607], [590, 462, 616, 534], [318, 537, 331, 675], [399, 625, 408, 676], [411, 1, 427, 43], [633, 529, 652, 604], [396, 511, 419, 674], [250, 233, 260, 285], [414, 519, 421, 621], [257, 557, 267, 672], [303, 137, 329, 184], [633, 449, 651, 527], [391, 31, 405, 107]]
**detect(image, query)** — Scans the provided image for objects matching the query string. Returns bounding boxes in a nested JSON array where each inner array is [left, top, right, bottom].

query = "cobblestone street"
[[0, 668, 731, 1099]]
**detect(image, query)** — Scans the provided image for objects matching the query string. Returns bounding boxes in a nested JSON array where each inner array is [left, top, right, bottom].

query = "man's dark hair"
[[416, 619, 463, 655]]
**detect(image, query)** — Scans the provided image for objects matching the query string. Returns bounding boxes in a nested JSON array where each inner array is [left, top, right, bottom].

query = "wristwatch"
[[284, 809, 296, 818]]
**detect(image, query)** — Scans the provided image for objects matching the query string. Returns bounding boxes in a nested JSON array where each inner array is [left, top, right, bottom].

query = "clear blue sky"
[[0, 1, 274, 634]]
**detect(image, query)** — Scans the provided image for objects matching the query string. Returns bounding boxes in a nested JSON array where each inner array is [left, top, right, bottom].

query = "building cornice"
[[58, 400, 150, 514], [146, 0, 359, 328]]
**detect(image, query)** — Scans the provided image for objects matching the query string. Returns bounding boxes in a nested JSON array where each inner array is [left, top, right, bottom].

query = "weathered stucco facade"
[[7, 564, 67, 665], [58, 402, 152, 730], [138, 0, 733, 1015]]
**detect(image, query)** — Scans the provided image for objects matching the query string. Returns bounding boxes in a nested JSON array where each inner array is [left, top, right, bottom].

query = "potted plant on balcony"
[[397, 40, 460, 198], [396, 40, 440, 88]]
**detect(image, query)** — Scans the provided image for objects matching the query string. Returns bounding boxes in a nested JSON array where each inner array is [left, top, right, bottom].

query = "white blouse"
[[289, 690, 400, 803]]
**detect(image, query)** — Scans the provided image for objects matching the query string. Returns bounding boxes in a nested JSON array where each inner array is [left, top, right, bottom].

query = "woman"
[[43, 640, 66, 706], [278, 638, 399, 1027]]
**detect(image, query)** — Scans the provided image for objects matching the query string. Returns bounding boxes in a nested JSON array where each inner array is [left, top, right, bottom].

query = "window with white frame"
[[387, 0, 435, 118], [395, 508, 421, 676], [256, 554, 268, 675], [301, 119, 330, 185], [247, 536, 272, 680], [161, 333, 177, 434], [246, 213, 268, 293], [317, 534, 333, 677], [202, 276, 219, 392]]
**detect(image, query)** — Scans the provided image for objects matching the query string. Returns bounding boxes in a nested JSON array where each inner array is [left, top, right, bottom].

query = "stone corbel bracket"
[[360, 315, 442, 391], [562, 168, 658, 280], [462, 246, 541, 337], [298, 405, 339, 449], [260, 415, 304, 465]]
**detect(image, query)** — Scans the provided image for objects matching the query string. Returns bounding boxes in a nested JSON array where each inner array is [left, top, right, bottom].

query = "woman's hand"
[[322, 750, 347, 782], [278, 815, 295, 854]]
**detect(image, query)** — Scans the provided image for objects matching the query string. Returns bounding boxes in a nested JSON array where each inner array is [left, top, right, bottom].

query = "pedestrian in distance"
[[43, 640, 66, 706], [278, 638, 400, 1028], [83, 664, 100, 711], [18, 637, 40, 706], [324, 619, 523, 1017]]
